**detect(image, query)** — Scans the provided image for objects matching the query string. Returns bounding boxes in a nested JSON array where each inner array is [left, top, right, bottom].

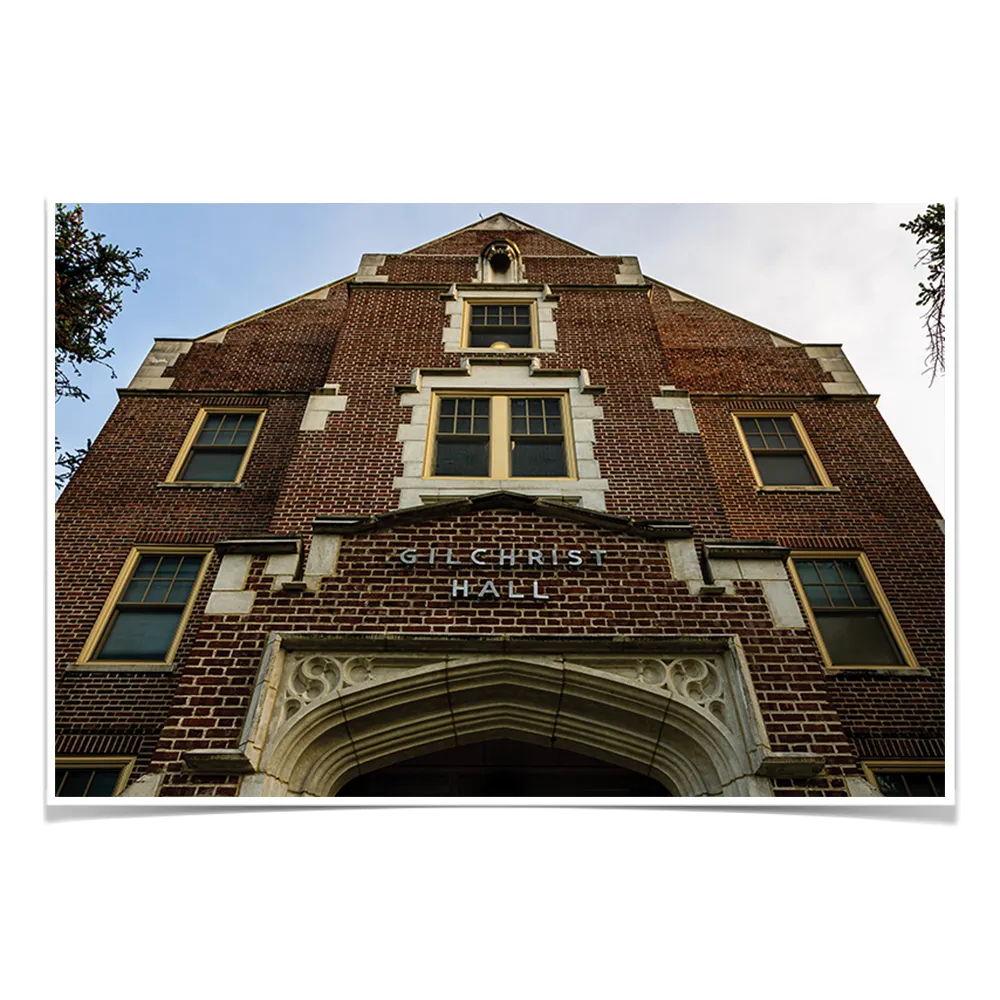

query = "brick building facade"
[[53, 213, 945, 799]]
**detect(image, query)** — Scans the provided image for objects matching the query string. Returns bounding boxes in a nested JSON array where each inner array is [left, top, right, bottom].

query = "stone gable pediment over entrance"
[[312, 490, 693, 541]]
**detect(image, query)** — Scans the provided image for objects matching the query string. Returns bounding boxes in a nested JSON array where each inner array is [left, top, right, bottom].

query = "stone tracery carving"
[[246, 644, 772, 797], [282, 654, 342, 725], [571, 655, 733, 731], [278, 653, 448, 726], [665, 657, 730, 729], [279, 652, 735, 733]]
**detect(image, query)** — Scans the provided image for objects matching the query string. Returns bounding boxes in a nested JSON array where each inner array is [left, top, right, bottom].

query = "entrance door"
[[338, 739, 671, 796]]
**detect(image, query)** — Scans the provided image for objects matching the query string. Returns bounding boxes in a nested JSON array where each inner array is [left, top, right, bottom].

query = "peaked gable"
[[407, 213, 599, 257]]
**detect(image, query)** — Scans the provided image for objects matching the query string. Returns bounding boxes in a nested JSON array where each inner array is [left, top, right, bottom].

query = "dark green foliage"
[[54, 204, 149, 486], [900, 203, 945, 383]]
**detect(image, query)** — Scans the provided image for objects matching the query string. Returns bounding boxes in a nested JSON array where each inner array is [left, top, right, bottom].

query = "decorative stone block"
[[300, 386, 348, 431], [205, 590, 255, 615], [214, 553, 252, 592]]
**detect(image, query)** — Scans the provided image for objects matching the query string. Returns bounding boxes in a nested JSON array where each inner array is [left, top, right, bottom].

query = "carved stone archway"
[[234, 636, 780, 797]]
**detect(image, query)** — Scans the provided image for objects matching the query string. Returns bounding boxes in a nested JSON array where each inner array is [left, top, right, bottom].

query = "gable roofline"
[[644, 275, 805, 347], [403, 212, 600, 257], [183, 271, 356, 344], [178, 217, 804, 351], [183, 213, 597, 343], [312, 491, 693, 539]]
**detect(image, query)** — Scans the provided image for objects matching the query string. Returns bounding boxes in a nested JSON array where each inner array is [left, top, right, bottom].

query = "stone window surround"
[[476, 240, 525, 284], [442, 285, 559, 354], [393, 359, 608, 510]]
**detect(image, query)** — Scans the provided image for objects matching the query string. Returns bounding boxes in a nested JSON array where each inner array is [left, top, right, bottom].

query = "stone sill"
[[755, 486, 841, 494], [755, 753, 826, 778], [449, 348, 549, 355], [183, 749, 254, 775], [67, 662, 175, 673], [156, 481, 244, 490]]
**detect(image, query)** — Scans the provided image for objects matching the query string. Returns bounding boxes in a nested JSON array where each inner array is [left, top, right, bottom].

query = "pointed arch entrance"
[[236, 635, 776, 797], [339, 738, 671, 796]]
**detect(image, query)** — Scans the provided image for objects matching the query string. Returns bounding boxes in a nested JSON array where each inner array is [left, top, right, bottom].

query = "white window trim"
[[394, 361, 607, 510]]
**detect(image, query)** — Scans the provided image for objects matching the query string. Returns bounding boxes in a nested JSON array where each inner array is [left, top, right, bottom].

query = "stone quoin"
[[54, 212, 945, 799]]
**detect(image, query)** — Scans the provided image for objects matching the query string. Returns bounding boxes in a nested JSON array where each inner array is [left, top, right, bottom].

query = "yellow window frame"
[[732, 411, 834, 490], [788, 550, 919, 671], [423, 391, 577, 480], [77, 546, 212, 666], [861, 760, 945, 796], [165, 407, 266, 484], [54, 756, 136, 796], [461, 299, 539, 351]]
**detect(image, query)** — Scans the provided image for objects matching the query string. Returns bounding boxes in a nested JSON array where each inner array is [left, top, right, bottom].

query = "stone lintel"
[[704, 542, 790, 561], [277, 632, 733, 656], [312, 517, 370, 533], [215, 536, 300, 555]]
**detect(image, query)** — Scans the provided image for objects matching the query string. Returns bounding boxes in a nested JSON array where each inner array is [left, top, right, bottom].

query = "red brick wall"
[[380, 255, 477, 283], [151, 508, 856, 796], [691, 395, 944, 753], [57, 395, 308, 536], [525, 257, 622, 284], [412, 229, 594, 256], [55, 221, 945, 797], [165, 284, 349, 392]]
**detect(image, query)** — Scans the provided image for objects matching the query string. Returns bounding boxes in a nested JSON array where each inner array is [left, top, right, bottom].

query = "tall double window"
[[79, 548, 211, 665], [733, 412, 831, 488], [427, 394, 572, 479], [789, 553, 915, 669], [166, 408, 265, 484]]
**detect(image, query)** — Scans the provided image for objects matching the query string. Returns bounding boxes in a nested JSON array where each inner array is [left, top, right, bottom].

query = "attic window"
[[465, 302, 536, 349], [490, 247, 512, 273], [481, 240, 522, 283]]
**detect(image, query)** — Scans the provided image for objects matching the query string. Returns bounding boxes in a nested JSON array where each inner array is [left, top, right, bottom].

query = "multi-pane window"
[[54, 759, 134, 797], [433, 397, 492, 476], [465, 303, 534, 349], [89, 550, 209, 663], [792, 556, 907, 667], [169, 409, 264, 483], [872, 770, 945, 797], [510, 397, 567, 477], [735, 414, 827, 486], [429, 394, 571, 479]]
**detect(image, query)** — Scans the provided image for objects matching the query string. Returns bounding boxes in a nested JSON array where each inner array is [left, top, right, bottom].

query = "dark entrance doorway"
[[338, 739, 671, 796]]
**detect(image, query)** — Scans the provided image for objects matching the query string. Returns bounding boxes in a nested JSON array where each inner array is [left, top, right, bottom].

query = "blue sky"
[[58, 203, 945, 510]]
